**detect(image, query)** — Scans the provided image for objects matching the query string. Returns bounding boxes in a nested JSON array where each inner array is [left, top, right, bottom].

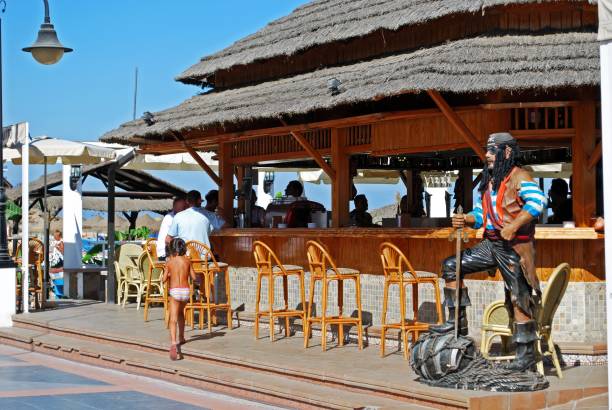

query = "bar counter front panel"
[[211, 227, 604, 282]]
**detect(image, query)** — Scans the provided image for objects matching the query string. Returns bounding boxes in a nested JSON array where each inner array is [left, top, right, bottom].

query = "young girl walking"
[[162, 238, 196, 360]]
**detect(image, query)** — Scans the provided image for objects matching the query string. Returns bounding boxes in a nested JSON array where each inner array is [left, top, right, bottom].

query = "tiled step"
[[0, 326, 435, 410]]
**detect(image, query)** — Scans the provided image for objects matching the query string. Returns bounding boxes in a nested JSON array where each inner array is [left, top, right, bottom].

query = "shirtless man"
[[162, 238, 196, 360]]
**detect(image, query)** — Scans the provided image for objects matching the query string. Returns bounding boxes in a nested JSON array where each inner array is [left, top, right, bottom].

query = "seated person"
[[547, 178, 572, 224], [282, 180, 325, 227], [285, 180, 306, 202], [349, 194, 377, 227], [250, 189, 266, 228]]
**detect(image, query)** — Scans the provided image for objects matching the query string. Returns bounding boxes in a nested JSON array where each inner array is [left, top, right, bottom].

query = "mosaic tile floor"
[[0, 345, 280, 410]]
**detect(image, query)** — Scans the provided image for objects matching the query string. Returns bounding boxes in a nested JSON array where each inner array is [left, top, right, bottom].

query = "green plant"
[[115, 226, 151, 241], [82, 244, 104, 265]]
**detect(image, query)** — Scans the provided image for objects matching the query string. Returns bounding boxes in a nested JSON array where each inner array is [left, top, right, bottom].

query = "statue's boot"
[[429, 287, 470, 336], [505, 320, 538, 372]]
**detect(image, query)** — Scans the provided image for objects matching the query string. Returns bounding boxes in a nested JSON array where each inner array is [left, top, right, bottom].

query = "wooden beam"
[[588, 141, 602, 170], [138, 106, 485, 154], [481, 101, 579, 110], [280, 120, 337, 180], [218, 142, 234, 224], [427, 90, 487, 161], [172, 133, 221, 186], [331, 128, 350, 227], [572, 101, 597, 227]]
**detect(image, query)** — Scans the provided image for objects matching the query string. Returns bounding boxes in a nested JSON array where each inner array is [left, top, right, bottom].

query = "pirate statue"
[[430, 132, 547, 372]]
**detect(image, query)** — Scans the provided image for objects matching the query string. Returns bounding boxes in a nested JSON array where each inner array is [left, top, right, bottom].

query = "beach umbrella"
[[5, 136, 119, 309], [135, 214, 162, 232]]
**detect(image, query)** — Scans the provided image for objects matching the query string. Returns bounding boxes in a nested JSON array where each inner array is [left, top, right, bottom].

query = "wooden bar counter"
[[211, 227, 604, 282]]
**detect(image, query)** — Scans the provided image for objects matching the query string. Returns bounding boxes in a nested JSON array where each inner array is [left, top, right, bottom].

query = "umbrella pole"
[[43, 158, 49, 308]]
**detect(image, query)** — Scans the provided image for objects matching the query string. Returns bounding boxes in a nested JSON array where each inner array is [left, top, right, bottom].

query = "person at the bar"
[[202, 189, 228, 230], [284, 180, 306, 201], [157, 196, 187, 261], [250, 189, 266, 228], [430, 132, 547, 373], [547, 178, 573, 224], [282, 180, 325, 227], [349, 194, 377, 227]]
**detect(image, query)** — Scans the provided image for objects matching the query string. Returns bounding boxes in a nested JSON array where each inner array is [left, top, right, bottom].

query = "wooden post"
[[460, 168, 473, 212], [218, 142, 234, 225], [572, 101, 597, 227], [331, 128, 350, 227]]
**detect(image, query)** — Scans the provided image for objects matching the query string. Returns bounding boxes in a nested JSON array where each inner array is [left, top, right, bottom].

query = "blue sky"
[[4, 0, 405, 212]]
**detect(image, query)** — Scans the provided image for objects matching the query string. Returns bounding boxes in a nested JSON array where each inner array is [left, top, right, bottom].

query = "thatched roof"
[[46, 197, 173, 214], [102, 32, 599, 144], [177, 0, 597, 85], [7, 163, 185, 202]]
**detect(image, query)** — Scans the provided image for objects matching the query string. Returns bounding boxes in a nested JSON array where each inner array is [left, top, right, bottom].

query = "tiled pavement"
[[0, 344, 280, 410]]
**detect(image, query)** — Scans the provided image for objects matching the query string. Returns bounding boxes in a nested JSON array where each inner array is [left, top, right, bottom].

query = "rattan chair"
[[253, 240, 306, 341], [122, 252, 146, 308], [185, 240, 232, 332], [480, 263, 571, 378], [304, 240, 363, 351], [379, 242, 443, 359], [142, 239, 168, 326], [116, 243, 143, 305]]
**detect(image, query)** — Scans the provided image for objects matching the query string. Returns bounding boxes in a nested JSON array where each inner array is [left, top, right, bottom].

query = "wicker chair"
[[304, 240, 363, 351], [185, 240, 232, 332], [379, 242, 443, 359], [253, 240, 306, 341], [142, 239, 168, 326], [116, 243, 143, 305], [480, 263, 571, 378], [122, 251, 146, 308]]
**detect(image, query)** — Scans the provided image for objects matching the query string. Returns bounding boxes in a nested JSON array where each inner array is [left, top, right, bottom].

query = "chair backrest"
[[306, 240, 337, 278], [379, 242, 418, 281], [117, 243, 143, 277], [113, 261, 123, 282], [186, 240, 220, 272], [144, 238, 158, 264], [132, 251, 148, 281], [253, 240, 285, 275], [16, 238, 44, 266], [538, 263, 571, 328]]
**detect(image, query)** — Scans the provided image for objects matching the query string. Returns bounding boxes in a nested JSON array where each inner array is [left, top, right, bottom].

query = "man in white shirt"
[[166, 190, 216, 248], [156, 196, 186, 260]]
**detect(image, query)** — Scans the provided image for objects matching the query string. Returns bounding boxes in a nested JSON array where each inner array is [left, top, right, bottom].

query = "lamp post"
[[0, 0, 71, 322]]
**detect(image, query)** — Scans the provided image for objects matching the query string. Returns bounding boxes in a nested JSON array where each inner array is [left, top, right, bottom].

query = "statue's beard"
[[480, 147, 516, 193]]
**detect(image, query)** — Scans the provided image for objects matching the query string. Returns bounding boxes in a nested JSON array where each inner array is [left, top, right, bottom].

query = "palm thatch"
[[45, 197, 173, 214], [102, 32, 599, 144], [177, 0, 597, 84]]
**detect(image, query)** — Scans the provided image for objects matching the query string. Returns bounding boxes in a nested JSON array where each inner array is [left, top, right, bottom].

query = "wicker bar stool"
[[304, 240, 363, 351], [142, 239, 169, 327], [183, 269, 207, 330], [185, 240, 232, 332], [379, 242, 443, 359], [253, 241, 306, 341], [15, 238, 44, 310]]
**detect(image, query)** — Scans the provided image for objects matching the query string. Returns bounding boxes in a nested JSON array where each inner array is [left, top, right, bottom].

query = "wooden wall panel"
[[212, 229, 604, 282], [371, 109, 508, 155]]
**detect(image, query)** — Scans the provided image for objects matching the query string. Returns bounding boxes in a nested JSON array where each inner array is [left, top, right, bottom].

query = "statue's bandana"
[[486, 132, 516, 153]]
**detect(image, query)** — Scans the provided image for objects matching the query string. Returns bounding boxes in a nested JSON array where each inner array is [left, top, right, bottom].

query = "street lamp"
[[22, 0, 72, 65], [0, 0, 71, 323]]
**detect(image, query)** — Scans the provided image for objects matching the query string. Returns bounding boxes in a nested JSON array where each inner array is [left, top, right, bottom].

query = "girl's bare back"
[[165, 255, 192, 289]]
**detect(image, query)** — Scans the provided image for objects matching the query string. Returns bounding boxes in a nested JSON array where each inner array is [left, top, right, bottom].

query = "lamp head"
[[23, 23, 72, 65], [69, 165, 82, 191]]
